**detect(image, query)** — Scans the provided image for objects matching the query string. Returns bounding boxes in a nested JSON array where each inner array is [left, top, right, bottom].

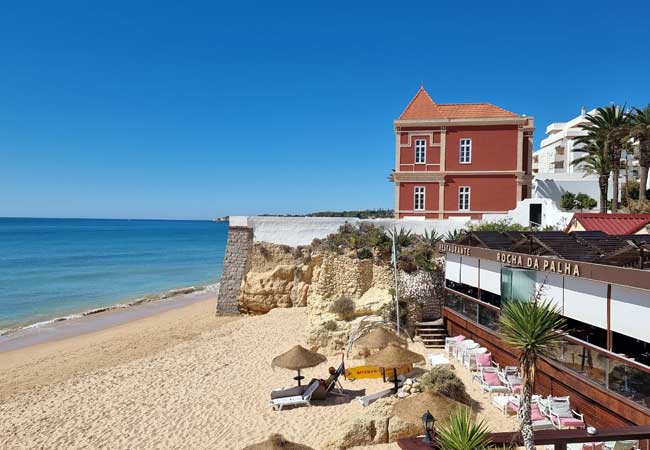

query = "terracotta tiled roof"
[[568, 213, 650, 235], [398, 87, 520, 120]]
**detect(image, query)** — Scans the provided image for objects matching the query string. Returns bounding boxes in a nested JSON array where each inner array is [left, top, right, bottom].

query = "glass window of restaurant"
[[501, 267, 536, 301]]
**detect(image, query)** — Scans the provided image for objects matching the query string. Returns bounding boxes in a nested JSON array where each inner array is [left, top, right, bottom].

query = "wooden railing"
[[397, 425, 650, 450]]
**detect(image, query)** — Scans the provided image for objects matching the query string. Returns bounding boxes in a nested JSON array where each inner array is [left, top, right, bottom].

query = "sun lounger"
[[479, 367, 511, 397], [445, 335, 465, 355], [428, 353, 451, 367], [269, 380, 320, 411], [463, 347, 487, 370], [546, 396, 585, 429], [358, 388, 394, 407], [604, 440, 638, 450]]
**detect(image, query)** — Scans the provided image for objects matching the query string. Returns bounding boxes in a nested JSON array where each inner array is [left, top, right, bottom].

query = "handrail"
[[397, 426, 650, 450]]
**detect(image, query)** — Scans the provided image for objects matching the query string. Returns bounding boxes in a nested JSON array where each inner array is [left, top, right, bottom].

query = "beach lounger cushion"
[[531, 403, 545, 421], [269, 381, 319, 411], [476, 353, 491, 367], [270, 385, 307, 400], [483, 372, 501, 386], [560, 417, 588, 428]]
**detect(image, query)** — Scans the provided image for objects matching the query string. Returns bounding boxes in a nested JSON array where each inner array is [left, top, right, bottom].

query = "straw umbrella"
[[365, 343, 424, 393], [242, 433, 315, 450], [355, 326, 406, 351], [271, 345, 327, 386]]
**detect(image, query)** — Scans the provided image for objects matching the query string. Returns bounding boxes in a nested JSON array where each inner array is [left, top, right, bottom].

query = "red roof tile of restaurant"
[[567, 213, 650, 235], [398, 87, 520, 120]]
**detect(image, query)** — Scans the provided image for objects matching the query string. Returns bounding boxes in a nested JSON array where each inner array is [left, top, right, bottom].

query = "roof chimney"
[[581, 105, 586, 116]]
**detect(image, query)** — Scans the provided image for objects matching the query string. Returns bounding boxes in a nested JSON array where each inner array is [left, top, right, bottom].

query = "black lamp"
[[422, 409, 436, 444]]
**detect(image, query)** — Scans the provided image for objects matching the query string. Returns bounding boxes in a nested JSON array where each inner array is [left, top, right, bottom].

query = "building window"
[[415, 139, 426, 164], [460, 138, 472, 164], [458, 186, 470, 211], [414, 186, 425, 211]]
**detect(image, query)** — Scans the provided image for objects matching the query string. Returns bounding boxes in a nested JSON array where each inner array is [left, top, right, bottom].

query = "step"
[[416, 320, 444, 326]]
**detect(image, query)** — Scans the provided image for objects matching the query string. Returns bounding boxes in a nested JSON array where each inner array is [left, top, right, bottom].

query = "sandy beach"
[[0, 301, 516, 450]]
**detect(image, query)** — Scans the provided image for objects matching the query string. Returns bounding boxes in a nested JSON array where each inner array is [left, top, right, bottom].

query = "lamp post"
[[422, 410, 436, 445]]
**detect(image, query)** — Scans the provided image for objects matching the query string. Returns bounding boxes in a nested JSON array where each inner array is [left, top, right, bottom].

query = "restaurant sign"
[[437, 243, 471, 256], [496, 252, 581, 277]]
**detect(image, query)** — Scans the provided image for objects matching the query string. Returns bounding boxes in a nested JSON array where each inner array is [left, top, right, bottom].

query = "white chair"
[[479, 367, 510, 398], [546, 396, 585, 429], [520, 397, 556, 431], [455, 340, 478, 362], [463, 347, 487, 370], [498, 370, 522, 394], [428, 353, 451, 367], [269, 380, 319, 411], [445, 335, 466, 355], [604, 440, 638, 450]]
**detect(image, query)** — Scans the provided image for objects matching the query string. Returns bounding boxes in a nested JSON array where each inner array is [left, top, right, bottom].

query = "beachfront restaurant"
[[437, 231, 650, 427]]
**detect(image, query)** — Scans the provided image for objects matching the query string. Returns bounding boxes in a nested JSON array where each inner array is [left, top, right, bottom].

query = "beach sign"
[[345, 365, 411, 380]]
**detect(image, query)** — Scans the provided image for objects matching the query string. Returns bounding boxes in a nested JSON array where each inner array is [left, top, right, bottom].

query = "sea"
[[0, 218, 228, 333]]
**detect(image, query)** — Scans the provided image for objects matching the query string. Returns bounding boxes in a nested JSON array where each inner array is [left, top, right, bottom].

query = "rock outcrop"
[[324, 396, 421, 450]]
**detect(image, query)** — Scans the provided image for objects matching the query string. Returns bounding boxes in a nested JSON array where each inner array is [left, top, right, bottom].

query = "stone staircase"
[[416, 319, 447, 349]]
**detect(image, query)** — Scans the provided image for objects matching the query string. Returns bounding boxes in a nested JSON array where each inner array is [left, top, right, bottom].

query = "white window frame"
[[458, 186, 471, 211], [460, 138, 472, 164], [415, 139, 426, 164], [414, 186, 425, 211]]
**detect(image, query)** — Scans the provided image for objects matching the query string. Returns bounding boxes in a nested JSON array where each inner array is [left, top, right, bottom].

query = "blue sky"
[[1, 1, 649, 219]]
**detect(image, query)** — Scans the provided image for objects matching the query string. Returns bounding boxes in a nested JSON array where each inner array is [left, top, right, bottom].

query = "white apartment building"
[[533, 107, 639, 177], [533, 107, 595, 174]]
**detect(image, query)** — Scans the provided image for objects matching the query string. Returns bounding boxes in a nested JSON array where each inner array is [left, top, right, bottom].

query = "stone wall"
[[215, 226, 254, 314]]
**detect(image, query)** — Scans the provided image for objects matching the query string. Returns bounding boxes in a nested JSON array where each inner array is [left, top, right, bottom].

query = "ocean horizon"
[[0, 217, 227, 331]]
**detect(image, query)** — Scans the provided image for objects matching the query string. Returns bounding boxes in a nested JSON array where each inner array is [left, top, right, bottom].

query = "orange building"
[[393, 87, 535, 219]]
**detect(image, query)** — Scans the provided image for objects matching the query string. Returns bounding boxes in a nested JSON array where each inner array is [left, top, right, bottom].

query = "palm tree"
[[572, 137, 611, 213], [576, 105, 630, 212], [629, 106, 650, 201], [498, 294, 567, 450], [436, 407, 491, 450]]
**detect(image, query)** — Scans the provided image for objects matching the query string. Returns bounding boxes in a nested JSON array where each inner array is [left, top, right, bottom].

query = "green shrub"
[[419, 366, 470, 404], [329, 296, 356, 320], [560, 192, 577, 210], [575, 192, 597, 211]]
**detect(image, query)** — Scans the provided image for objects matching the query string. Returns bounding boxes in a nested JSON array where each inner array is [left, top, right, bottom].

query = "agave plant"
[[498, 291, 567, 450], [436, 407, 491, 450], [444, 229, 464, 242], [419, 229, 442, 247], [388, 227, 415, 248]]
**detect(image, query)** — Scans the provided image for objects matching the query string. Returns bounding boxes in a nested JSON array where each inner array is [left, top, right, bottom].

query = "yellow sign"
[[345, 365, 411, 380]]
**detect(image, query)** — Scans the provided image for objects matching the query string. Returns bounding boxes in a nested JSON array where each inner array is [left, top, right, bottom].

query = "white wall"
[[536, 271, 564, 311], [460, 256, 479, 288], [481, 198, 573, 230], [445, 253, 461, 283], [231, 216, 474, 246], [533, 173, 621, 210], [563, 277, 608, 329], [479, 260, 501, 295], [611, 285, 650, 343]]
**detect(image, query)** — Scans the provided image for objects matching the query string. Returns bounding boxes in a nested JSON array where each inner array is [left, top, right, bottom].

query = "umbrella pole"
[[393, 367, 399, 394], [297, 368, 301, 386]]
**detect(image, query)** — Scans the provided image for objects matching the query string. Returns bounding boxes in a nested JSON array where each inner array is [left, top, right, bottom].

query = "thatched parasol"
[[242, 433, 315, 450], [365, 343, 425, 393], [354, 326, 406, 350], [271, 345, 327, 386]]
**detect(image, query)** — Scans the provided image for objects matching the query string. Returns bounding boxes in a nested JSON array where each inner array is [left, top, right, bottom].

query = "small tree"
[[498, 293, 567, 450], [575, 193, 597, 211], [560, 192, 577, 210]]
